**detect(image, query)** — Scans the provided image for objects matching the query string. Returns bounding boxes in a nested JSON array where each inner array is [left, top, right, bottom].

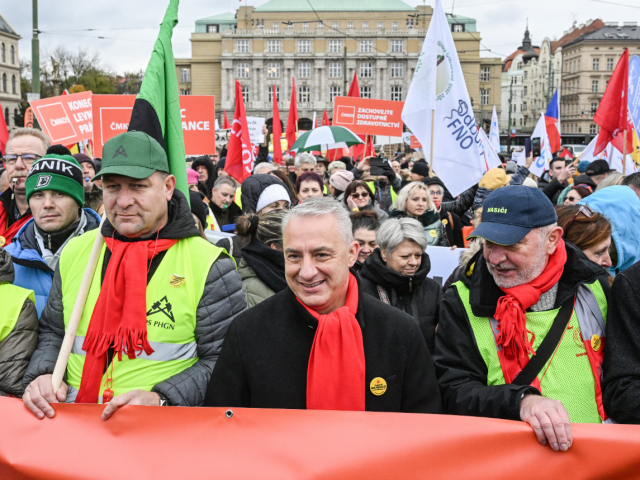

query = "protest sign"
[[629, 55, 640, 133], [427, 246, 466, 287], [92, 95, 216, 157], [29, 91, 93, 145], [332, 96, 404, 137], [410, 135, 423, 149], [216, 129, 231, 147], [246, 117, 266, 145]]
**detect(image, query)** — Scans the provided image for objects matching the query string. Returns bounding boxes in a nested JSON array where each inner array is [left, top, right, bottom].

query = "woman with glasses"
[[342, 180, 388, 222], [425, 178, 464, 248], [556, 204, 613, 269], [563, 184, 593, 205]]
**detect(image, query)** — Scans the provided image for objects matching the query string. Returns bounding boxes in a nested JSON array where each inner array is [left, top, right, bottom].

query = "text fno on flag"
[[401, 0, 484, 197], [530, 113, 553, 177]]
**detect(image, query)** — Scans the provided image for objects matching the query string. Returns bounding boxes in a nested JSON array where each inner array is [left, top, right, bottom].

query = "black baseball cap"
[[585, 159, 612, 177], [468, 185, 557, 246]]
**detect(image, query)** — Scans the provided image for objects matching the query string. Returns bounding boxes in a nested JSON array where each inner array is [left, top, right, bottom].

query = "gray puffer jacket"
[[0, 247, 39, 397], [23, 190, 246, 406]]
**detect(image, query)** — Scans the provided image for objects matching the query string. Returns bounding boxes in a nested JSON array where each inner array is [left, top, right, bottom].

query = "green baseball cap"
[[96, 130, 169, 180]]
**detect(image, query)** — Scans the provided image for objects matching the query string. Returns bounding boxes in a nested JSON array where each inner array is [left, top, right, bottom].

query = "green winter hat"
[[97, 130, 169, 180], [26, 154, 85, 207]]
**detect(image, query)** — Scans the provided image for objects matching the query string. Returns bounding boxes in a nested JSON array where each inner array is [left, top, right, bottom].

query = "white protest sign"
[[215, 119, 220, 131], [246, 116, 266, 145], [215, 129, 231, 147], [427, 246, 468, 287]]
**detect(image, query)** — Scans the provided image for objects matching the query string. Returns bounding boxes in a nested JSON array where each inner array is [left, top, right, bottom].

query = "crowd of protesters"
[[4, 126, 640, 453]]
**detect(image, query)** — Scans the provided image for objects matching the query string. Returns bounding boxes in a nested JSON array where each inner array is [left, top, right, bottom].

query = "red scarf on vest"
[[300, 273, 365, 411], [75, 236, 178, 404], [493, 239, 567, 387]]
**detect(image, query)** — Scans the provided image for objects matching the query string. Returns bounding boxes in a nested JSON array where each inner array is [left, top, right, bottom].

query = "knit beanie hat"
[[256, 184, 290, 213], [73, 153, 96, 170], [329, 169, 354, 192], [411, 161, 430, 177], [26, 154, 85, 207], [478, 167, 509, 190], [187, 167, 200, 185]]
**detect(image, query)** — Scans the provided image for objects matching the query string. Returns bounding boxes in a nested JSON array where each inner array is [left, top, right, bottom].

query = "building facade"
[[176, 0, 501, 130], [0, 13, 21, 130]]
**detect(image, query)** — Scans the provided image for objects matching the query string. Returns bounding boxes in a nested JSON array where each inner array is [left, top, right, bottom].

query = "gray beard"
[[487, 248, 548, 289]]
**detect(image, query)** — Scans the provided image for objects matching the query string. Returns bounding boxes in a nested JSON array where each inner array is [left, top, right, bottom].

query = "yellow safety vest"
[[0, 284, 35, 343]]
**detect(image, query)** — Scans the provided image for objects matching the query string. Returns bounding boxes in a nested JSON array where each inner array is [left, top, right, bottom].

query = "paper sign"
[[426, 246, 467, 287], [410, 135, 423, 149], [246, 117, 266, 145], [92, 95, 216, 157], [332, 97, 404, 136], [215, 129, 231, 147], [29, 91, 93, 144]]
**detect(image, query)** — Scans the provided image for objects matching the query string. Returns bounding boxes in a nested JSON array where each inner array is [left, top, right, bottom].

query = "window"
[[520, 118, 523, 126], [360, 86, 371, 98], [523, 86, 528, 96], [333, 22, 339, 30], [329, 40, 342, 53], [378, 22, 383, 29], [523, 102, 527, 111], [480, 67, 491, 82], [348, 22, 353, 29], [3, 108, 7, 124], [590, 124, 598, 135], [392, 21, 398, 31], [288, 22, 294, 29], [267, 62, 281, 78], [390, 86, 402, 101], [330, 85, 342, 101], [0, 44, 4, 63], [390, 40, 403, 53], [592, 80, 598, 93], [299, 86, 310, 103], [303, 22, 309, 31], [360, 40, 372, 53], [592, 58, 599, 71], [236, 40, 250, 53], [1, 73, 5, 92], [237, 62, 250, 78], [11, 75, 16, 94], [452, 24, 465, 32], [206, 24, 219, 33], [317, 22, 323, 29], [268, 86, 280, 103], [267, 40, 281, 53], [329, 62, 342, 77], [298, 62, 311, 77], [360, 62, 372, 78], [517, 62, 523, 70], [256, 19, 264, 29], [298, 40, 311, 53], [241, 86, 250, 104], [362, 22, 368, 30], [273, 22, 279, 31], [390, 61, 403, 77], [591, 102, 598, 114], [10, 45, 14, 65], [407, 18, 414, 29], [180, 89, 191, 95], [480, 89, 489, 106], [607, 58, 614, 71], [180, 68, 190, 82]]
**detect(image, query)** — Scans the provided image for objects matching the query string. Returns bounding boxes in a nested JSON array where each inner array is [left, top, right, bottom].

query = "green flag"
[[127, 0, 189, 203]]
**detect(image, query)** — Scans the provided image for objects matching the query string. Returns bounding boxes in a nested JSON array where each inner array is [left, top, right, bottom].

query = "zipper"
[[47, 234, 52, 250], [409, 277, 413, 292]]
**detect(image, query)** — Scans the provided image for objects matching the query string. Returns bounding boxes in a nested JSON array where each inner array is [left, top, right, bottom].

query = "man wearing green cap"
[[23, 131, 246, 420], [5, 154, 101, 317]]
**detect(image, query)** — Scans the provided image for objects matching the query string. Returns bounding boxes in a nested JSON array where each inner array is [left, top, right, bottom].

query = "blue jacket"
[[5, 209, 101, 316], [579, 185, 640, 276]]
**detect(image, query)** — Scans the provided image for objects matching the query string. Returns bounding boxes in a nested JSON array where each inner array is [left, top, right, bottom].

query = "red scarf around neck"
[[493, 239, 567, 385], [300, 273, 365, 411], [75, 235, 178, 404]]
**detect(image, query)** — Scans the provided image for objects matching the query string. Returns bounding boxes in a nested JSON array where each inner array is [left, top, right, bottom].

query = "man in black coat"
[[205, 197, 442, 413]]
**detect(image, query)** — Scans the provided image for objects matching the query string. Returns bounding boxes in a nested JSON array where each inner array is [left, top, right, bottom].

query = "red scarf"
[[494, 239, 567, 387], [300, 273, 365, 411], [75, 236, 178, 404]]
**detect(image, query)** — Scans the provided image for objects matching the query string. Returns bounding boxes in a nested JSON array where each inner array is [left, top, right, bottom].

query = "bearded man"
[[434, 186, 611, 452]]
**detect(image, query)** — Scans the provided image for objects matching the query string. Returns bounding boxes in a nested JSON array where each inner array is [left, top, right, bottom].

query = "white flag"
[[604, 143, 637, 174], [478, 127, 503, 172], [401, 0, 484, 197], [512, 149, 527, 166], [577, 136, 599, 162], [489, 106, 500, 153], [312, 111, 317, 129], [530, 113, 553, 177]]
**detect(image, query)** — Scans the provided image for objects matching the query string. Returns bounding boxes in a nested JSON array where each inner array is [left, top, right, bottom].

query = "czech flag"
[[545, 90, 561, 154]]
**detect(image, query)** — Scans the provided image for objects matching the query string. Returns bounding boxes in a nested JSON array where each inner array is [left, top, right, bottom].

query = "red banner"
[[410, 135, 422, 149], [332, 97, 404, 137], [2, 397, 640, 479], [29, 91, 93, 145], [92, 95, 216, 157]]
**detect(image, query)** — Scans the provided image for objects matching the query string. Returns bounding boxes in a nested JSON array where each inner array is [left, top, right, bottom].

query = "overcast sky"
[[5, 0, 639, 75]]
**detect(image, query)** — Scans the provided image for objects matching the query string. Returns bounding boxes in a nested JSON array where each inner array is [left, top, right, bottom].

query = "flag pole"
[[364, 134, 369, 162], [429, 109, 435, 177], [623, 129, 628, 174]]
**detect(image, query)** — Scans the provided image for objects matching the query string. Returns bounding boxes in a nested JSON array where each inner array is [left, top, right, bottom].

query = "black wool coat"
[[204, 273, 442, 414]]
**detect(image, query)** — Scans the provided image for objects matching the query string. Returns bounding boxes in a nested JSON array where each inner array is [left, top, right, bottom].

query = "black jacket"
[[440, 209, 464, 248], [603, 262, 640, 423], [191, 156, 217, 199], [541, 178, 568, 204], [240, 174, 288, 214], [433, 242, 610, 420], [0, 187, 30, 230], [240, 237, 287, 293], [204, 272, 443, 414], [360, 249, 441, 353], [209, 200, 241, 229]]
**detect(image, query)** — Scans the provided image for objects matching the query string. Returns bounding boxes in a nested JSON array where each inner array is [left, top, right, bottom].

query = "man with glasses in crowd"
[[1, 128, 50, 246]]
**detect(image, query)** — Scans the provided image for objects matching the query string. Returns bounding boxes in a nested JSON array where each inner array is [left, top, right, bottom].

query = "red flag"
[[272, 85, 283, 165], [225, 80, 255, 183], [322, 110, 330, 126], [286, 78, 299, 152], [347, 71, 360, 98], [594, 49, 633, 155], [0, 100, 9, 154], [365, 135, 375, 157], [223, 110, 231, 129]]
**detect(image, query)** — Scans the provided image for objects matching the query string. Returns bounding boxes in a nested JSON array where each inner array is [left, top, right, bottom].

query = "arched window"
[[0, 43, 5, 63], [13, 108, 17, 123], [11, 75, 16, 94], [1, 73, 6, 92], [10, 45, 15, 65], [4, 108, 8, 125]]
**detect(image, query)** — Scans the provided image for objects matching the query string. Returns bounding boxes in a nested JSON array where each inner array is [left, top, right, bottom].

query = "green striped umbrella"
[[290, 126, 364, 153]]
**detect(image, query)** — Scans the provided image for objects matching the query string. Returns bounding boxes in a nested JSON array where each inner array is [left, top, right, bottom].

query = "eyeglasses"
[[351, 192, 369, 199], [563, 204, 595, 237], [3, 154, 42, 166], [428, 190, 442, 196]]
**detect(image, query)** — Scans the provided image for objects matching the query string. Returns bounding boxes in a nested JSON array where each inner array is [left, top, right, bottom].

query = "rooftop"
[[0, 13, 19, 37], [551, 19, 604, 53], [564, 23, 640, 46], [196, 12, 237, 24], [253, 0, 417, 12]]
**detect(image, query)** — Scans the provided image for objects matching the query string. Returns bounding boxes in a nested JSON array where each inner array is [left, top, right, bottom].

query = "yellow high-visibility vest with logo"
[[59, 230, 222, 401], [0, 284, 35, 343], [366, 181, 397, 205]]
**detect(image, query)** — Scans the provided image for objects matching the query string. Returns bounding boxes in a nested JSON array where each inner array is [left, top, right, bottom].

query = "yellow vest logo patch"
[[169, 274, 185, 288]]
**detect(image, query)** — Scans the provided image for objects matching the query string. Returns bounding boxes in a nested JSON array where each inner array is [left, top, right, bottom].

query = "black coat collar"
[[360, 248, 430, 292]]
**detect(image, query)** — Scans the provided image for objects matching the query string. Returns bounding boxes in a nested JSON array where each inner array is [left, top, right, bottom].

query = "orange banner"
[[2, 397, 640, 479], [29, 91, 93, 145], [332, 96, 404, 137], [410, 135, 422, 149]]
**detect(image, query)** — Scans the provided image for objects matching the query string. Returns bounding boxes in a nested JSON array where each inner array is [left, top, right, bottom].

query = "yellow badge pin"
[[169, 274, 185, 288], [370, 377, 387, 396]]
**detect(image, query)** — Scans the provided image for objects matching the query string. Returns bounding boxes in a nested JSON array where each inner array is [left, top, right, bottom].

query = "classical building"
[[561, 21, 640, 140], [0, 13, 21, 130], [175, 0, 501, 131]]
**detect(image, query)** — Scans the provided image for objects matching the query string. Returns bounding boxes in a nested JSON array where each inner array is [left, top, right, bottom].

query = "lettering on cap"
[[36, 175, 52, 188], [486, 207, 508, 214], [113, 145, 128, 158]]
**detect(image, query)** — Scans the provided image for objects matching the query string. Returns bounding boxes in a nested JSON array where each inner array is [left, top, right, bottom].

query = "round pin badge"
[[169, 274, 185, 288], [591, 334, 602, 352], [370, 377, 387, 396], [429, 230, 437, 238]]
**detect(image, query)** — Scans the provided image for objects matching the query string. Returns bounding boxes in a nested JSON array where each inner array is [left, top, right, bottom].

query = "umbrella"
[[290, 126, 364, 153]]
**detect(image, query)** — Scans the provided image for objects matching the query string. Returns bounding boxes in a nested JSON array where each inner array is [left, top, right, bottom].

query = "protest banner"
[[24, 107, 33, 128], [427, 246, 466, 287], [92, 95, 216, 157], [2, 396, 640, 480], [410, 135, 422, 149], [216, 129, 231, 147], [29, 91, 93, 145], [332, 96, 404, 137], [246, 116, 266, 145]]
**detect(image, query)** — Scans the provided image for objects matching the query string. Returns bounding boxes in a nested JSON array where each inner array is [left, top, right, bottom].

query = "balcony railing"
[[223, 28, 426, 37]]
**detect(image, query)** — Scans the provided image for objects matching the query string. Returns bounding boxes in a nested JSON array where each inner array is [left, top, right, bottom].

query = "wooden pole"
[[429, 109, 436, 177], [623, 129, 628, 174], [364, 134, 369, 162], [51, 215, 106, 392]]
